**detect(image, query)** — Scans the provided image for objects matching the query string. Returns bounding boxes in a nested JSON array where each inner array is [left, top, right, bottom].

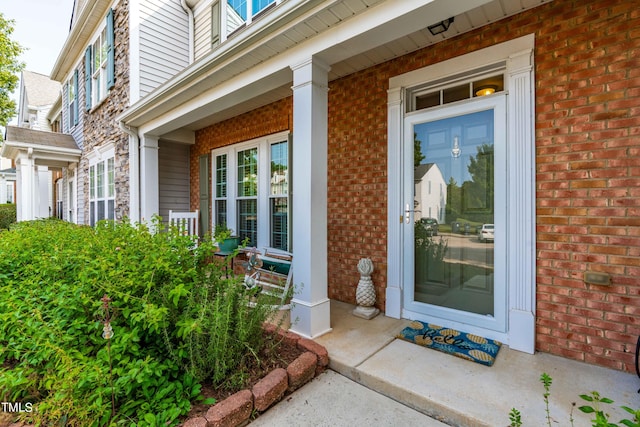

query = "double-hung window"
[[66, 70, 78, 130], [89, 145, 115, 226], [213, 132, 290, 251], [85, 9, 114, 110]]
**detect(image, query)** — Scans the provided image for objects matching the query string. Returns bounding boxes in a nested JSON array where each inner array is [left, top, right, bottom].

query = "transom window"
[[407, 67, 505, 112], [213, 132, 290, 251]]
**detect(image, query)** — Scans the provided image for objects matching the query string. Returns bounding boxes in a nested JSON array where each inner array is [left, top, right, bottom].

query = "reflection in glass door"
[[411, 108, 497, 318]]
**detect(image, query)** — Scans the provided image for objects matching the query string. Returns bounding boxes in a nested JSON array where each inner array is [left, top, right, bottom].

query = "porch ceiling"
[[121, 0, 552, 137]]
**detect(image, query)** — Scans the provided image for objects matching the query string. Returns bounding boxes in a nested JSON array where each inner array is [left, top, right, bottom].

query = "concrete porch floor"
[[306, 300, 640, 426]]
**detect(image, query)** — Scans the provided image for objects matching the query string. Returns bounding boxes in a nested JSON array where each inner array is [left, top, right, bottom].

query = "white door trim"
[[402, 95, 507, 334], [386, 34, 536, 353]]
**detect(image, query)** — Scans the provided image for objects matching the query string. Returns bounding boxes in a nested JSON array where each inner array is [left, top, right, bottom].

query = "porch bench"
[[243, 248, 293, 309]]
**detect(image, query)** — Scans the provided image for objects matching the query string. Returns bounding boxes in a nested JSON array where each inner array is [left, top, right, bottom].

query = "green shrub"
[[0, 203, 16, 229], [0, 218, 273, 426]]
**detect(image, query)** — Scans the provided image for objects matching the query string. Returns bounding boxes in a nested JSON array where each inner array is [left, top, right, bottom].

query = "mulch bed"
[[185, 329, 304, 419]]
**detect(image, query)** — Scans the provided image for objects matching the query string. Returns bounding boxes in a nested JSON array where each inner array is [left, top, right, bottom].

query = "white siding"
[[62, 73, 84, 225], [139, 0, 190, 98], [36, 108, 53, 131], [158, 140, 190, 224], [194, 4, 213, 61]]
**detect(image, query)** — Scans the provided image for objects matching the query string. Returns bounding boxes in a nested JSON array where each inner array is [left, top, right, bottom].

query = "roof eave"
[[50, 0, 112, 81]]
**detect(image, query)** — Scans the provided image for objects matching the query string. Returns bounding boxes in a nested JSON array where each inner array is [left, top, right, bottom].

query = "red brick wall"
[[533, 0, 640, 372], [192, 0, 640, 372], [189, 97, 292, 215]]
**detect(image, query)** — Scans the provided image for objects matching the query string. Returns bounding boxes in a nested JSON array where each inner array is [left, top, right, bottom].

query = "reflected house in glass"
[[413, 163, 446, 224]]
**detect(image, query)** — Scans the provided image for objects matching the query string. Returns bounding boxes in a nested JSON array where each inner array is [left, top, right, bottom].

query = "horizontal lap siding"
[[159, 141, 191, 223], [194, 5, 213, 61], [139, 0, 189, 97]]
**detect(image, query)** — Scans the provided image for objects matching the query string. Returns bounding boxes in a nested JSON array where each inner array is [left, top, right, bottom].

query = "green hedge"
[[0, 218, 273, 426], [0, 203, 16, 229]]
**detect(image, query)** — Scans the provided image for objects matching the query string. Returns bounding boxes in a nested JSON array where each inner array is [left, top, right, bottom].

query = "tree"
[[414, 132, 425, 168], [465, 143, 494, 223], [0, 13, 24, 128]]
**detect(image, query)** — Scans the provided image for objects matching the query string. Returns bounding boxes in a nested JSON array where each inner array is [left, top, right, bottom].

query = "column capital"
[[290, 56, 330, 74]]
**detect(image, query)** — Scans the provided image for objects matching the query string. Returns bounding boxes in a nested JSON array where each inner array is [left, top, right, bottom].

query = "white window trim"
[[386, 34, 536, 353], [220, 0, 282, 43], [88, 143, 116, 225], [211, 131, 289, 250], [67, 166, 77, 224], [91, 26, 109, 107]]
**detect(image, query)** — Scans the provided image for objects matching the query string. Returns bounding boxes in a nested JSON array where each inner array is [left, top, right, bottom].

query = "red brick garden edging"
[[181, 324, 329, 427]]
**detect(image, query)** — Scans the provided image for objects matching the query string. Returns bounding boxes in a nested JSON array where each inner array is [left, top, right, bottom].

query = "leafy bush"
[[0, 203, 16, 229], [0, 218, 273, 426], [509, 373, 640, 427]]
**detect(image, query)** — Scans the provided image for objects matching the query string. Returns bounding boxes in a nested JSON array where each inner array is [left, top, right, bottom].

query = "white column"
[[36, 166, 50, 218], [139, 135, 159, 228], [289, 57, 332, 338], [386, 86, 404, 318], [15, 155, 34, 221], [0, 175, 6, 204], [507, 48, 536, 354]]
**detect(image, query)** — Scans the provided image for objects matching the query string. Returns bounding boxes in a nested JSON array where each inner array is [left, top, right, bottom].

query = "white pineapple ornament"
[[353, 258, 380, 319]]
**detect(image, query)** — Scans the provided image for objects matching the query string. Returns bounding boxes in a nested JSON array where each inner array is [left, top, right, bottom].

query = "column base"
[[289, 297, 332, 339]]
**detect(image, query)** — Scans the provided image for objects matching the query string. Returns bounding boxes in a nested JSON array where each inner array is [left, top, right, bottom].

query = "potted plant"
[[214, 223, 239, 252]]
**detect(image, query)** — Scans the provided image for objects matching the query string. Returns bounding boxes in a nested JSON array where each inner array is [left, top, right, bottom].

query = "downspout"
[[180, 0, 194, 64], [119, 121, 140, 224]]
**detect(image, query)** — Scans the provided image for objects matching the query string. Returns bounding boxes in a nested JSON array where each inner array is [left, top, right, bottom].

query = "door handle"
[[404, 204, 421, 224]]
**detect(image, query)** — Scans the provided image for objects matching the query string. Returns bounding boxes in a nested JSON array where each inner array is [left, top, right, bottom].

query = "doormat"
[[397, 321, 502, 367]]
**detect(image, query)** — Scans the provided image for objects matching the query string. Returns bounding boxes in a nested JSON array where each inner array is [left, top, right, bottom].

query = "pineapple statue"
[[353, 258, 380, 319]]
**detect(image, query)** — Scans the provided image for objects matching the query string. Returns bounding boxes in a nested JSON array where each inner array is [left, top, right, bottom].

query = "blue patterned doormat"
[[397, 321, 502, 367]]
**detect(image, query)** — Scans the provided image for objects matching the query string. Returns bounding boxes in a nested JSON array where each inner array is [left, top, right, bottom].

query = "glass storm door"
[[403, 95, 507, 332]]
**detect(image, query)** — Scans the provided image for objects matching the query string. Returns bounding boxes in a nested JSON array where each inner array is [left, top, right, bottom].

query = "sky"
[[1, 0, 76, 124]]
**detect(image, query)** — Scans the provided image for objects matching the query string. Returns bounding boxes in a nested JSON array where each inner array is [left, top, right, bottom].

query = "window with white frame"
[[223, 0, 279, 39], [85, 9, 114, 110], [68, 169, 76, 224], [89, 146, 115, 226], [56, 179, 64, 219], [213, 133, 290, 250], [6, 183, 14, 203], [91, 27, 109, 104], [66, 71, 78, 130]]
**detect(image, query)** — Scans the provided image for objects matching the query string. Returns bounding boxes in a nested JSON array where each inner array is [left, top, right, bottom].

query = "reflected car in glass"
[[478, 224, 494, 242]]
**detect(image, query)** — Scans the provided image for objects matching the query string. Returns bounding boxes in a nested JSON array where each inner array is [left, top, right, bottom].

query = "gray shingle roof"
[[5, 126, 79, 151]]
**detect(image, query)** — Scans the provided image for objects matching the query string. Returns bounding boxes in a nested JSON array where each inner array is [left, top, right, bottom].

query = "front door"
[[403, 95, 507, 333]]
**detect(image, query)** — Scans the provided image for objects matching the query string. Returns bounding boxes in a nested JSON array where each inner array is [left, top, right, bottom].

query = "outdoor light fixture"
[[475, 85, 497, 97], [428, 17, 454, 36], [451, 136, 461, 158]]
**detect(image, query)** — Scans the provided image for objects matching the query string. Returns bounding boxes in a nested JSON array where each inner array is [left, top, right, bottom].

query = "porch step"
[[315, 300, 639, 427]]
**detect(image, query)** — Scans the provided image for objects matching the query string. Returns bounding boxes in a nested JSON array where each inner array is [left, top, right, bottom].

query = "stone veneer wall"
[[80, 0, 131, 222]]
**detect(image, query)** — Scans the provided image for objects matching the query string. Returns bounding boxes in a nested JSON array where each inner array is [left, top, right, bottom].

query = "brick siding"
[[191, 0, 640, 372]]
